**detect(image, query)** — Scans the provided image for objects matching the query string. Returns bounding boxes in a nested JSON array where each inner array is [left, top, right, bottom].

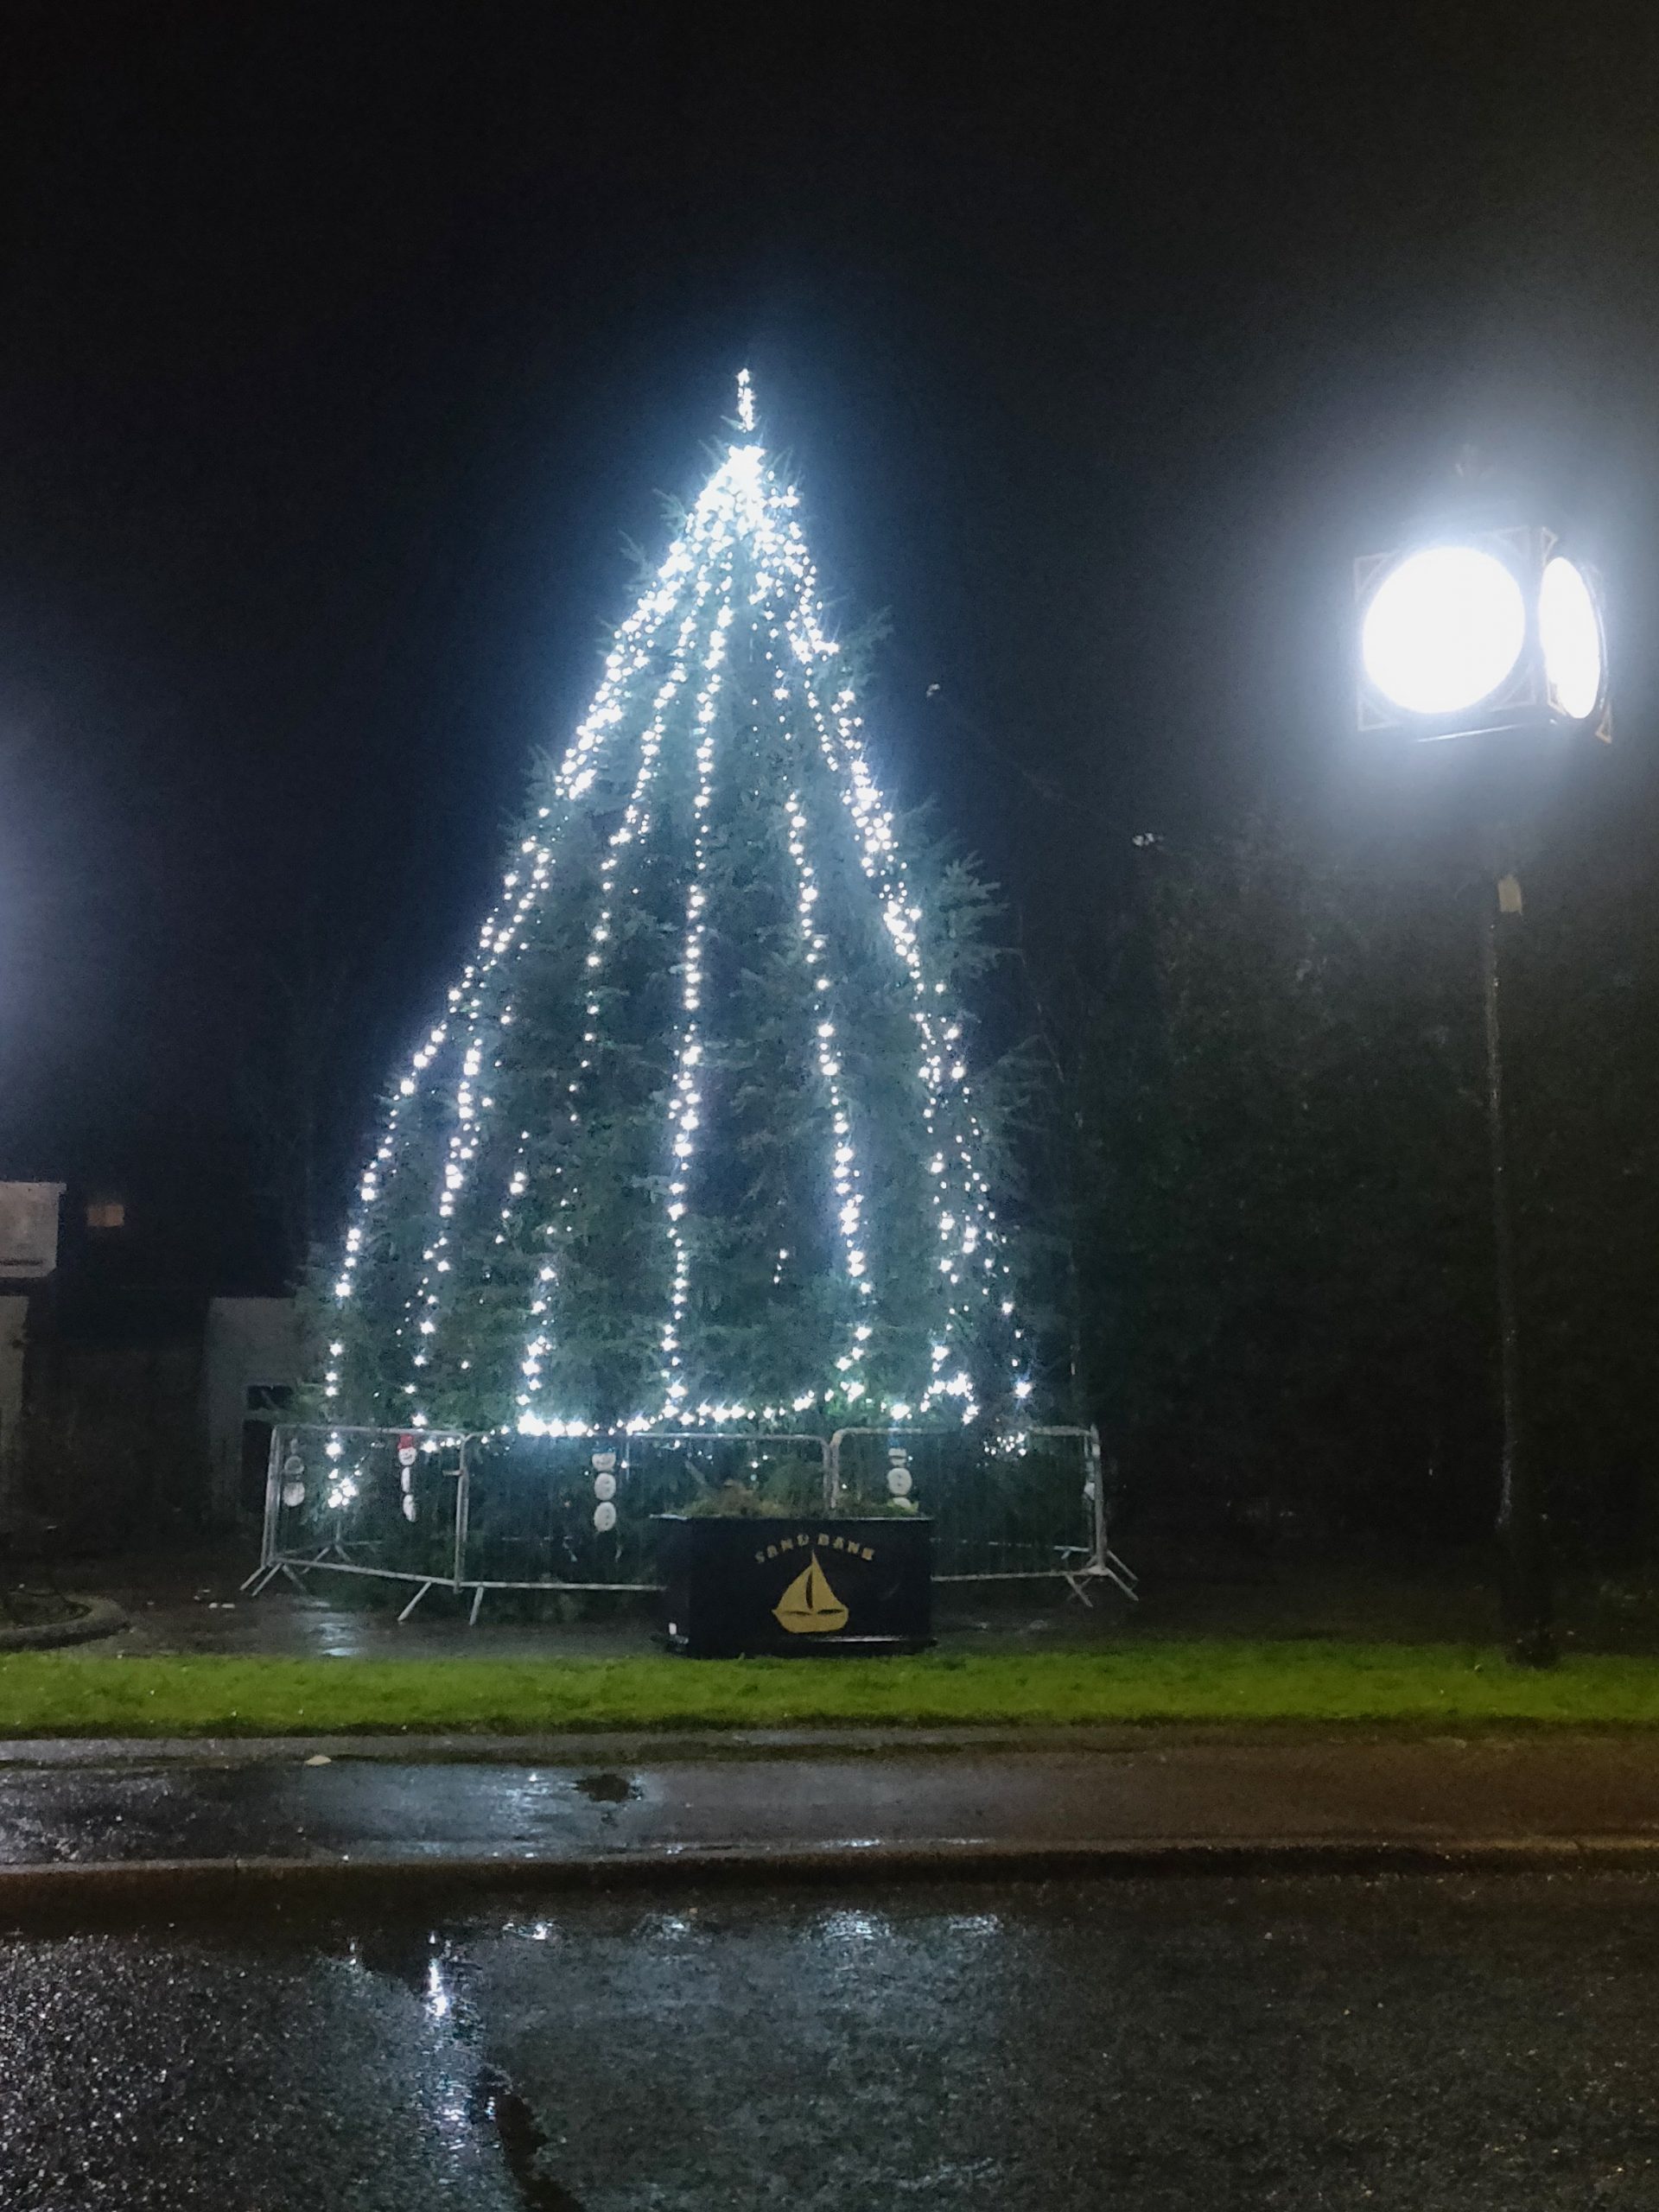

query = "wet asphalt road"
[[4, 1872, 1659, 2209]]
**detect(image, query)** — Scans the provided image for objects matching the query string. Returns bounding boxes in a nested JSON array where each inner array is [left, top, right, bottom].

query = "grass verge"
[[4, 1641, 1659, 1737]]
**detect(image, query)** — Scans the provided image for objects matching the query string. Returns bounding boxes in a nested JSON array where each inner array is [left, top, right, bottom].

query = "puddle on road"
[[573, 1772, 638, 1805], [474, 2063, 587, 2210]]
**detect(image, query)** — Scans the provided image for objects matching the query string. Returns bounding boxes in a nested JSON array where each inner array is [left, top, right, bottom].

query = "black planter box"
[[657, 1513, 932, 1658]]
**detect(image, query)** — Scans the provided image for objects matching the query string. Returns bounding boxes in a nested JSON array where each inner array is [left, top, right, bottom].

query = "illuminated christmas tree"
[[324, 376, 1028, 1437]]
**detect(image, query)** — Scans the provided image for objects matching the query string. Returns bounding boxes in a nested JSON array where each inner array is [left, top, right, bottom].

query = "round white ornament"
[[282, 1480, 306, 1510], [593, 1500, 618, 1534], [887, 1465, 913, 1498], [401, 1494, 418, 1522], [591, 1449, 617, 1474], [593, 1471, 617, 1502], [397, 1445, 417, 1468]]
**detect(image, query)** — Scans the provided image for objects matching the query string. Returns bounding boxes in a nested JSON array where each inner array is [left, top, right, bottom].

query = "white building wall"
[[200, 1297, 305, 1526]]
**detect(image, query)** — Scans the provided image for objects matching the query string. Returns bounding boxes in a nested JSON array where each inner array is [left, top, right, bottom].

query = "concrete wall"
[[201, 1297, 305, 1527], [16, 1329, 205, 1548], [0, 1294, 29, 1506]]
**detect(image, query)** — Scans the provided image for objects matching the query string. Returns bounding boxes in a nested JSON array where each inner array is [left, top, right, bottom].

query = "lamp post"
[[1355, 523, 1610, 1667]]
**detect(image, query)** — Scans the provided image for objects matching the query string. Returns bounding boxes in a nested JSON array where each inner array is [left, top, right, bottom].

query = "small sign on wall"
[[0, 1185, 64, 1279]]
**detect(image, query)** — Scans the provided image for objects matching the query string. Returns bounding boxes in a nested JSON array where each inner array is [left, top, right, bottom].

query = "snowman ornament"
[[593, 1449, 619, 1531]]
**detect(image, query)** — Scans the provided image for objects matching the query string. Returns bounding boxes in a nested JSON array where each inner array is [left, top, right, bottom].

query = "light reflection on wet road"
[[3, 1872, 1658, 2208]]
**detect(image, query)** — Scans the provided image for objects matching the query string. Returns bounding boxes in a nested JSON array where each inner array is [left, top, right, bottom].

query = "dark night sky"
[[2, 3, 1658, 1286]]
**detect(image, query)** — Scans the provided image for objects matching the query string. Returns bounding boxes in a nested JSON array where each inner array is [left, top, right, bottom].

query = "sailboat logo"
[[773, 1554, 849, 1635]]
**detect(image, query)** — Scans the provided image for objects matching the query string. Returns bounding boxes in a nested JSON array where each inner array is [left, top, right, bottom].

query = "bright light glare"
[[1539, 556, 1603, 721], [1362, 546, 1526, 715]]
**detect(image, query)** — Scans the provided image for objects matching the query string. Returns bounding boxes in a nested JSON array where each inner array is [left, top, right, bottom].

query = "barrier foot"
[[1102, 1548, 1141, 1602], [397, 1580, 435, 1624]]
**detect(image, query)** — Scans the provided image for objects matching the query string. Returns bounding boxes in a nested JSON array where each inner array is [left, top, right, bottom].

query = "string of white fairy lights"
[[328, 524, 710, 1427], [657, 593, 734, 1420], [404, 608, 689, 1427], [748, 460, 1027, 1421], [518, 572, 727, 1428]]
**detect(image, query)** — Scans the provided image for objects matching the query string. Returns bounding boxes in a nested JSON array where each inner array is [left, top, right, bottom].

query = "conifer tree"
[[324, 377, 1028, 1437]]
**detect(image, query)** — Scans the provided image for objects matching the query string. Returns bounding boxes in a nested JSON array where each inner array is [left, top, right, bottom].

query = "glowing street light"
[[1354, 513, 1611, 1669], [1356, 528, 1609, 743], [1362, 546, 1527, 716], [1537, 554, 1605, 721]]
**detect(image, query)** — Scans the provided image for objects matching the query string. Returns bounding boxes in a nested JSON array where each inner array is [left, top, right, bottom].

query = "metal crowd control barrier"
[[241, 1425, 830, 1622], [242, 1420, 1135, 1618], [826, 1425, 1137, 1602]]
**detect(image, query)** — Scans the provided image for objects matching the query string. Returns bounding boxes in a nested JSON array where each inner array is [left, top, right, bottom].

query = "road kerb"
[[2, 1831, 1658, 1917]]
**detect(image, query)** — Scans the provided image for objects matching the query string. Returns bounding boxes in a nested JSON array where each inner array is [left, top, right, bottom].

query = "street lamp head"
[[1361, 545, 1527, 717], [1537, 555, 1604, 721], [1356, 526, 1609, 742]]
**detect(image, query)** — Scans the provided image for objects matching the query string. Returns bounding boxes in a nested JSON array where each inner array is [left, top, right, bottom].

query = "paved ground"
[[4, 1870, 1659, 2209], [57, 1539, 1659, 1656], [22, 1549, 1525, 1665], [3, 1731, 1659, 1873], [79, 1548, 1135, 1661]]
